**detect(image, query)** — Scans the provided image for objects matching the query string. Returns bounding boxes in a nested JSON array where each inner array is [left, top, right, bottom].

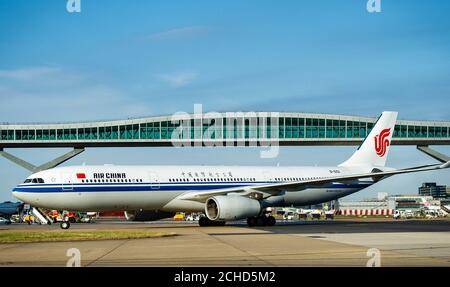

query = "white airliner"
[[12, 112, 450, 229]]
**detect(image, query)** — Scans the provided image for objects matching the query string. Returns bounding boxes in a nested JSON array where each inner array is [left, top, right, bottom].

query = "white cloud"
[[0, 66, 61, 81], [147, 26, 208, 41], [0, 66, 152, 122], [156, 72, 198, 87]]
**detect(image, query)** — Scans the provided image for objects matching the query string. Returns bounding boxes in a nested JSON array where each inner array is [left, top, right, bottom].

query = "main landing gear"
[[247, 215, 276, 227], [199, 217, 226, 227]]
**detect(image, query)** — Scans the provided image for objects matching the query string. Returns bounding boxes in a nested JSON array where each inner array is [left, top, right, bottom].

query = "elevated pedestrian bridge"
[[1, 112, 449, 172]]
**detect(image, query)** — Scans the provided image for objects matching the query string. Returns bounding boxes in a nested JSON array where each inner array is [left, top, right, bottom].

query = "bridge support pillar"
[[0, 148, 85, 173], [417, 145, 450, 163]]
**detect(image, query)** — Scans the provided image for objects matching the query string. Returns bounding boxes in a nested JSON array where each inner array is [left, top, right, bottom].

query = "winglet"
[[439, 161, 450, 169]]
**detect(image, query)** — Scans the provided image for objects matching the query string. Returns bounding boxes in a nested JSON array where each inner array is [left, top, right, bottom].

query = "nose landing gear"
[[60, 221, 70, 229]]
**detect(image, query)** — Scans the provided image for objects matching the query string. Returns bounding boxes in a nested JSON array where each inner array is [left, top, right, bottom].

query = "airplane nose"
[[12, 190, 24, 202]]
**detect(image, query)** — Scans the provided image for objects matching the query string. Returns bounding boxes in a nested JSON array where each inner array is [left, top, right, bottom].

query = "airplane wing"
[[178, 161, 450, 202]]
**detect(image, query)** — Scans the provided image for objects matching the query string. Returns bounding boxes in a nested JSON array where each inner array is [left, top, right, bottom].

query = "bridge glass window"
[[25, 130, 32, 140], [63, 129, 70, 140], [400, 125, 407, 137], [161, 121, 168, 139], [109, 126, 118, 140], [99, 127, 107, 140], [408, 125, 416, 137], [41, 129, 50, 140], [421, 126, 427, 138], [298, 118, 305, 138], [15, 130, 22, 140], [429, 127, 435, 138], [83, 128, 97, 140], [5, 130, 13, 140], [49, 129, 56, 140], [57, 129, 63, 140], [359, 122, 367, 138], [132, 124, 139, 139], [318, 119, 325, 138], [264, 117, 272, 139], [78, 128, 87, 140], [306, 119, 313, 138], [285, 118, 292, 139], [278, 118, 285, 138], [155, 122, 162, 139], [290, 118, 298, 138], [434, 127, 442, 138], [326, 120, 333, 138], [139, 123, 146, 139]]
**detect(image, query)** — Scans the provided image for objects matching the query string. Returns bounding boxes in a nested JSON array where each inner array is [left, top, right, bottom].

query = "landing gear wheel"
[[266, 216, 276, 226], [247, 217, 257, 227], [199, 217, 226, 227], [60, 221, 70, 230], [256, 217, 266, 226], [199, 217, 209, 227]]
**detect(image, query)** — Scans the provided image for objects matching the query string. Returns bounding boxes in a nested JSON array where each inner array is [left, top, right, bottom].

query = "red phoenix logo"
[[374, 128, 391, 157]]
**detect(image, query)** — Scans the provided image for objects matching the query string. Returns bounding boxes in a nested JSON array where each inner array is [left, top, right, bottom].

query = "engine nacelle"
[[124, 210, 175, 221], [205, 195, 261, 221]]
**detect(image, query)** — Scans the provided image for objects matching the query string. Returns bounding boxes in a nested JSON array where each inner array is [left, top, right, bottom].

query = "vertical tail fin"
[[339, 111, 398, 167]]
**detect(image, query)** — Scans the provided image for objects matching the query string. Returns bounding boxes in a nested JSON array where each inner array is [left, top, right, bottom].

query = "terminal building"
[[419, 182, 449, 199]]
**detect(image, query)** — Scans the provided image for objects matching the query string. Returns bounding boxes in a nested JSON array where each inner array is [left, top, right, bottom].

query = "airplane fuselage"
[[13, 165, 375, 212]]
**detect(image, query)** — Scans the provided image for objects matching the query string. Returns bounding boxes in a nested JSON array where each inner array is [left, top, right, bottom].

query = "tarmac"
[[0, 218, 449, 267]]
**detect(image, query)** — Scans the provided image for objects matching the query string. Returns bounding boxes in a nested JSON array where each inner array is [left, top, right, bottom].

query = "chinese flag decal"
[[76, 173, 86, 179]]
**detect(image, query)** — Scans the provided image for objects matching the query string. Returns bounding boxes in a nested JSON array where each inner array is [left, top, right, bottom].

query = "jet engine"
[[124, 210, 175, 221], [205, 195, 261, 221]]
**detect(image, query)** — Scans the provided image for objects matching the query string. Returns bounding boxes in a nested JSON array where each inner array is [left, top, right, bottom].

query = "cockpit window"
[[25, 178, 45, 184]]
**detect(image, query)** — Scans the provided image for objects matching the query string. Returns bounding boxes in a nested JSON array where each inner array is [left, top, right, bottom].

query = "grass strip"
[[0, 230, 176, 243]]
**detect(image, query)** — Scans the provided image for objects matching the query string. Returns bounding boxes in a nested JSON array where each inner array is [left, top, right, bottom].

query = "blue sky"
[[0, 0, 449, 201]]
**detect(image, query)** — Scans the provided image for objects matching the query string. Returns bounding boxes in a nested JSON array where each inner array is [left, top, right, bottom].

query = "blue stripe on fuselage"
[[13, 182, 373, 193]]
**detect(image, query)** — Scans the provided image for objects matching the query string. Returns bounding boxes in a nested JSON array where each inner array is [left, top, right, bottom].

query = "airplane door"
[[61, 172, 73, 191], [148, 171, 160, 190]]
